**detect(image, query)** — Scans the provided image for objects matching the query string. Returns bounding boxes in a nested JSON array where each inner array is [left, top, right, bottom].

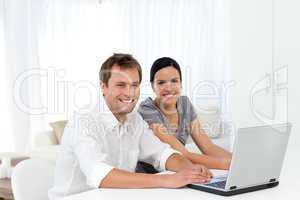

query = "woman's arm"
[[190, 119, 232, 159], [150, 123, 230, 169], [149, 123, 190, 155]]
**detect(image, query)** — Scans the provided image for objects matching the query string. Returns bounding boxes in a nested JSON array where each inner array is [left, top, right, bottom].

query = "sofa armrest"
[[29, 145, 60, 161], [34, 131, 58, 148]]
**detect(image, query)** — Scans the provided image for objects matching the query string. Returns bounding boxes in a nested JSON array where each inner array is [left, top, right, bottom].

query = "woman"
[[137, 57, 231, 173]]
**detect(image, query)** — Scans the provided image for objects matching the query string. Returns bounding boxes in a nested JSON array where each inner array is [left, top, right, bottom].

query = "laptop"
[[188, 123, 292, 196]]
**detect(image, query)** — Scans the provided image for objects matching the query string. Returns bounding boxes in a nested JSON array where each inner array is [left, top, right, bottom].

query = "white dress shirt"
[[48, 103, 180, 200]]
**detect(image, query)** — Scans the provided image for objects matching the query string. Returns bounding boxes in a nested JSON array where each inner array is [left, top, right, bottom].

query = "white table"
[[63, 143, 300, 200]]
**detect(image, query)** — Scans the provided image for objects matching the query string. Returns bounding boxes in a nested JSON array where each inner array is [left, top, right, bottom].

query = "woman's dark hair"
[[150, 57, 182, 83]]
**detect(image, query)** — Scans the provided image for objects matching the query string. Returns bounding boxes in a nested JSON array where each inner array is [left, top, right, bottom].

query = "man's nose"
[[123, 85, 136, 96]]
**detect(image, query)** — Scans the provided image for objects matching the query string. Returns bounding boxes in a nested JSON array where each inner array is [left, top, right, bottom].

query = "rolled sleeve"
[[88, 163, 114, 188], [158, 148, 182, 171], [74, 136, 115, 188], [72, 115, 115, 188]]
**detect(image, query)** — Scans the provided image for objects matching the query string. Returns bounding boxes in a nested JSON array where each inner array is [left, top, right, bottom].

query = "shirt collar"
[[97, 95, 136, 135]]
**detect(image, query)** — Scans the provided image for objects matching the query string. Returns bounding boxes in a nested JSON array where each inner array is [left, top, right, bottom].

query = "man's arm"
[[100, 141, 212, 188], [100, 164, 211, 189], [100, 168, 164, 188]]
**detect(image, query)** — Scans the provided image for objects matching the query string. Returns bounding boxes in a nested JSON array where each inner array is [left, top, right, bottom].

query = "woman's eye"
[[171, 79, 179, 83], [157, 81, 165, 85]]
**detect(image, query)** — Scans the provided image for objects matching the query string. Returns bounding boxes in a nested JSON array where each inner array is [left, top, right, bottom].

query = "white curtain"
[[1, 0, 37, 152], [0, 0, 230, 152], [0, 0, 14, 152]]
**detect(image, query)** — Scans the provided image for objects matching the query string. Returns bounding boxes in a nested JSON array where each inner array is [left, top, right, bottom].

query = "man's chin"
[[117, 105, 135, 115]]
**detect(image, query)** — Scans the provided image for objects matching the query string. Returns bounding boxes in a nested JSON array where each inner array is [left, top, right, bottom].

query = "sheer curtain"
[[107, 0, 231, 107], [0, 0, 38, 152], [0, 0, 14, 152], [0, 0, 230, 153]]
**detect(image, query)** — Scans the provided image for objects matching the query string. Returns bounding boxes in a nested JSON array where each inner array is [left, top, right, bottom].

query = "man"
[[49, 53, 212, 199]]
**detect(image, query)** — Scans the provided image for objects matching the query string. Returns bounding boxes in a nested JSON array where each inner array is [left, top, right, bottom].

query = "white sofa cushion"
[[196, 106, 222, 138], [34, 130, 58, 147], [49, 120, 68, 144]]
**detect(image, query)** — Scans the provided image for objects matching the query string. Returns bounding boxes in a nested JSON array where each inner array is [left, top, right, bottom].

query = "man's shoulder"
[[68, 110, 99, 125], [62, 111, 99, 135], [127, 110, 145, 124]]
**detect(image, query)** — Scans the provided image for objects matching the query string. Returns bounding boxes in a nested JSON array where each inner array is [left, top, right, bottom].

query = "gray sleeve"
[[180, 96, 198, 123], [138, 103, 164, 125]]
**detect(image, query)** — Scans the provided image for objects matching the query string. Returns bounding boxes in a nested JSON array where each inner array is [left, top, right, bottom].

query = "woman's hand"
[[220, 157, 231, 170]]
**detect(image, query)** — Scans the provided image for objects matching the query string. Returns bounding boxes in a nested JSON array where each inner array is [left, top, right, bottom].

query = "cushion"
[[196, 106, 222, 138], [49, 120, 68, 144]]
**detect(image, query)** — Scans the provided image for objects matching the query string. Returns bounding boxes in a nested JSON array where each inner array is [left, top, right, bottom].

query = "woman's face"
[[152, 66, 182, 106]]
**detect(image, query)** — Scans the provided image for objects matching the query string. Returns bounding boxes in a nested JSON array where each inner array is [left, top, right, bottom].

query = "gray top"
[[138, 96, 197, 145]]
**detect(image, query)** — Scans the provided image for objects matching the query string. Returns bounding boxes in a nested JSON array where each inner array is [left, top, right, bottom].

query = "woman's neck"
[[154, 98, 177, 115]]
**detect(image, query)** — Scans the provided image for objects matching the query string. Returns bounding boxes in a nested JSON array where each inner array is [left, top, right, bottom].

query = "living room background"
[[0, 0, 230, 152]]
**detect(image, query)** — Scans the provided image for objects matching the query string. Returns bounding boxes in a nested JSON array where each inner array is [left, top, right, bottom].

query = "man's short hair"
[[99, 53, 142, 85]]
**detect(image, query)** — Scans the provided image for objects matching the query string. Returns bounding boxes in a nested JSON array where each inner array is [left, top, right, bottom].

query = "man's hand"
[[190, 164, 213, 178], [161, 164, 212, 188]]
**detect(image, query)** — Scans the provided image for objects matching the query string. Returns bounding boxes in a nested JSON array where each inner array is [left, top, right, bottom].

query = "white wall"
[[230, 0, 300, 143], [229, 0, 300, 168], [230, 0, 273, 128], [229, 1, 300, 185], [274, 0, 300, 148]]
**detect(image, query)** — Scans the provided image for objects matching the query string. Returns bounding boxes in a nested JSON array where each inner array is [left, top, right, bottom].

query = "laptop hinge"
[[230, 186, 237, 190]]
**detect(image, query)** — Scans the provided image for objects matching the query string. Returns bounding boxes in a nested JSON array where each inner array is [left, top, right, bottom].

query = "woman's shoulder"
[[177, 95, 197, 119], [138, 97, 164, 123], [138, 97, 160, 113], [178, 95, 194, 107], [139, 97, 155, 108]]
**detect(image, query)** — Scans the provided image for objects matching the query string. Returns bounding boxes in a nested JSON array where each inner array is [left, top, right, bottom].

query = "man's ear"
[[100, 81, 104, 91], [100, 81, 106, 96]]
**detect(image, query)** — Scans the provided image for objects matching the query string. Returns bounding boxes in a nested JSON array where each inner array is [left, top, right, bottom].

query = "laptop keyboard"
[[205, 180, 227, 189]]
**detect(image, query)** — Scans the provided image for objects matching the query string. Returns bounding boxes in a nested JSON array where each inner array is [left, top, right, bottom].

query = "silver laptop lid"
[[225, 123, 291, 190]]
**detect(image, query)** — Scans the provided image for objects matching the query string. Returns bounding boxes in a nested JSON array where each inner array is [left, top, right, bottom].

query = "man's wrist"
[[154, 174, 171, 188]]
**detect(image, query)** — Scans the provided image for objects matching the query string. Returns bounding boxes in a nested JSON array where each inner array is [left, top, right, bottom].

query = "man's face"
[[101, 65, 140, 119]]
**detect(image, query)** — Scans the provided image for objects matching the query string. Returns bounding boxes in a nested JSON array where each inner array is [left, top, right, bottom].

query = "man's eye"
[[116, 84, 125, 87], [171, 79, 179, 83]]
